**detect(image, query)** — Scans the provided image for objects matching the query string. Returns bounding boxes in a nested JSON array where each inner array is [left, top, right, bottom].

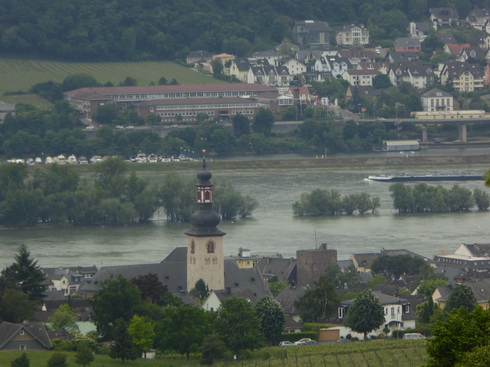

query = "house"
[[388, 52, 418, 64], [439, 62, 485, 92], [43, 266, 97, 296], [336, 24, 370, 46], [458, 47, 487, 63], [280, 58, 307, 76], [342, 69, 380, 87], [394, 37, 421, 53], [186, 50, 213, 65], [337, 50, 377, 65], [256, 256, 296, 283], [252, 49, 281, 66], [478, 34, 490, 49], [433, 279, 490, 311], [293, 20, 331, 49], [430, 8, 460, 30], [0, 321, 52, 351], [409, 22, 432, 42], [247, 65, 293, 87], [434, 243, 490, 270], [466, 8, 490, 29], [0, 100, 15, 122], [314, 54, 352, 78], [444, 43, 471, 56], [349, 253, 380, 272], [356, 61, 390, 75], [421, 88, 454, 112], [337, 291, 416, 336], [388, 62, 434, 89]]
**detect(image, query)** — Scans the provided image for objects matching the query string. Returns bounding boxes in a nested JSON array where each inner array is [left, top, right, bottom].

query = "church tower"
[[185, 153, 226, 292]]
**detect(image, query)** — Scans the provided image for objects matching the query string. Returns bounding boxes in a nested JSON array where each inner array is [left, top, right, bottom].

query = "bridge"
[[354, 116, 490, 143]]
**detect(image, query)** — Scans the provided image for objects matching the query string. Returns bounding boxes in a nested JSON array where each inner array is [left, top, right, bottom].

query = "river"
[[1, 148, 490, 270]]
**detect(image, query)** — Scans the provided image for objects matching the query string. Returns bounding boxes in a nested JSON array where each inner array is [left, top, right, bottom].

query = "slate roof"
[[341, 291, 408, 306], [388, 52, 418, 64], [223, 260, 271, 302], [295, 20, 331, 32], [0, 322, 52, 349], [437, 33, 457, 44], [446, 43, 471, 55], [395, 37, 421, 48], [464, 243, 490, 257], [422, 88, 452, 98], [276, 285, 306, 315], [430, 8, 459, 22], [462, 279, 490, 303], [256, 257, 296, 283], [444, 61, 484, 78]]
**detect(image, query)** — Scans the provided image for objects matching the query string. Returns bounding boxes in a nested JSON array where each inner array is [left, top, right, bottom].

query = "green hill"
[[0, 58, 225, 106]]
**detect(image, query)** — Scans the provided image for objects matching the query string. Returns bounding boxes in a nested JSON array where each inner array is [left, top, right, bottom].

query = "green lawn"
[[1, 340, 428, 367], [0, 58, 226, 106]]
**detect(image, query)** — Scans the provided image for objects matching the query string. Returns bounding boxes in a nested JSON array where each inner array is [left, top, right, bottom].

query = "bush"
[[47, 353, 68, 367], [391, 330, 404, 339]]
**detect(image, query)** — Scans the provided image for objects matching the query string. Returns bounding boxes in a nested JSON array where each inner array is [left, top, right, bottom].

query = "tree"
[[156, 305, 211, 359], [127, 315, 155, 358], [445, 284, 477, 313], [344, 289, 385, 340], [110, 319, 139, 362], [11, 353, 29, 367], [0, 288, 35, 322], [61, 74, 98, 92], [372, 255, 427, 279], [473, 188, 490, 210], [132, 273, 168, 304], [75, 343, 94, 367], [90, 275, 143, 340], [48, 303, 79, 334], [426, 307, 490, 367], [93, 156, 128, 198], [459, 345, 490, 367], [200, 334, 228, 365], [255, 296, 285, 345], [372, 74, 392, 89], [295, 272, 340, 322], [417, 279, 448, 297], [0, 244, 47, 302], [232, 114, 250, 138], [216, 297, 265, 357], [190, 279, 209, 301], [47, 353, 68, 367], [251, 108, 274, 136], [93, 104, 118, 125]]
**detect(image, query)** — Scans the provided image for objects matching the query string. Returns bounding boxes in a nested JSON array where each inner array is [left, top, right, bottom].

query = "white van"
[[403, 333, 425, 340]]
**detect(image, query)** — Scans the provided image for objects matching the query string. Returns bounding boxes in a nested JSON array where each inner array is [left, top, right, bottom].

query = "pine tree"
[[0, 244, 47, 302]]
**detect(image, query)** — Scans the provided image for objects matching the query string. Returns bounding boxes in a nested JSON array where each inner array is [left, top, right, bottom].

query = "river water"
[[1, 148, 490, 270]]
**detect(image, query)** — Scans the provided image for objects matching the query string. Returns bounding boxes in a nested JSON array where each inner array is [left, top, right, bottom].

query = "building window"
[[207, 241, 215, 254], [338, 307, 344, 319], [190, 241, 195, 254], [20, 330, 24, 336], [20, 345, 26, 350]]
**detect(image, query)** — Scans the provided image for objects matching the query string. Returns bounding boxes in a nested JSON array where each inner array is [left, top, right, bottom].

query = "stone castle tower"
[[185, 155, 226, 292]]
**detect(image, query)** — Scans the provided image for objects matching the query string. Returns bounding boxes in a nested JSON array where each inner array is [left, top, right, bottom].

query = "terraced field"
[[0, 58, 225, 105]]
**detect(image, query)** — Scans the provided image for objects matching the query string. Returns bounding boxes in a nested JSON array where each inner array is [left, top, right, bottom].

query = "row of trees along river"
[[6, 157, 490, 228]]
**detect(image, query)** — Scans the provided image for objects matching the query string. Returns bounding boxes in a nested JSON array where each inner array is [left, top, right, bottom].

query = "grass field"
[[0, 340, 428, 367], [0, 58, 225, 106]]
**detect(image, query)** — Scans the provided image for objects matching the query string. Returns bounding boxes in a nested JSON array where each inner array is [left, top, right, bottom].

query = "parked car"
[[295, 338, 317, 345], [278, 341, 296, 347]]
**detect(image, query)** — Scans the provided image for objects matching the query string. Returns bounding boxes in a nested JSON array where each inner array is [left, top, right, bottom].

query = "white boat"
[[45, 156, 54, 164], [136, 153, 147, 163], [35, 157, 43, 164], [79, 156, 88, 164], [147, 153, 158, 163], [57, 155, 66, 164], [90, 155, 102, 163], [67, 155, 78, 164]]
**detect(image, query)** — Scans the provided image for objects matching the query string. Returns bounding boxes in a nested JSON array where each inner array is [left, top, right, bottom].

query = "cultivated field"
[[0, 340, 428, 367], [0, 58, 225, 106]]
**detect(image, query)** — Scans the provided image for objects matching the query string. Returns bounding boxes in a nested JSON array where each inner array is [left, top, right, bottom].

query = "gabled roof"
[[341, 291, 409, 307], [256, 257, 296, 283], [446, 43, 471, 55], [276, 285, 306, 315], [437, 33, 457, 44], [461, 47, 486, 60], [462, 279, 490, 302], [388, 52, 418, 64], [460, 243, 490, 257], [443, 61, 484, 78], [430, 8, 459, 21], [0, 322, 52, 349], [395, 37, 421, 48], [295, 20, 331, 32], [422, 88, 452, 98]]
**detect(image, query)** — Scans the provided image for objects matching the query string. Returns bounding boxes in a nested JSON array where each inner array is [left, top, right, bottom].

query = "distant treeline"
[[293, 189, 381, 216], [0, 158, 256, 227], [0, 0, 484, 61], [390, 183, 490, 213]]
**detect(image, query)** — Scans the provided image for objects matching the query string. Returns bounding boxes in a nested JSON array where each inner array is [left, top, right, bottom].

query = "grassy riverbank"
[[75, 154, 490, 174], [0, 340, 427, 367]]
